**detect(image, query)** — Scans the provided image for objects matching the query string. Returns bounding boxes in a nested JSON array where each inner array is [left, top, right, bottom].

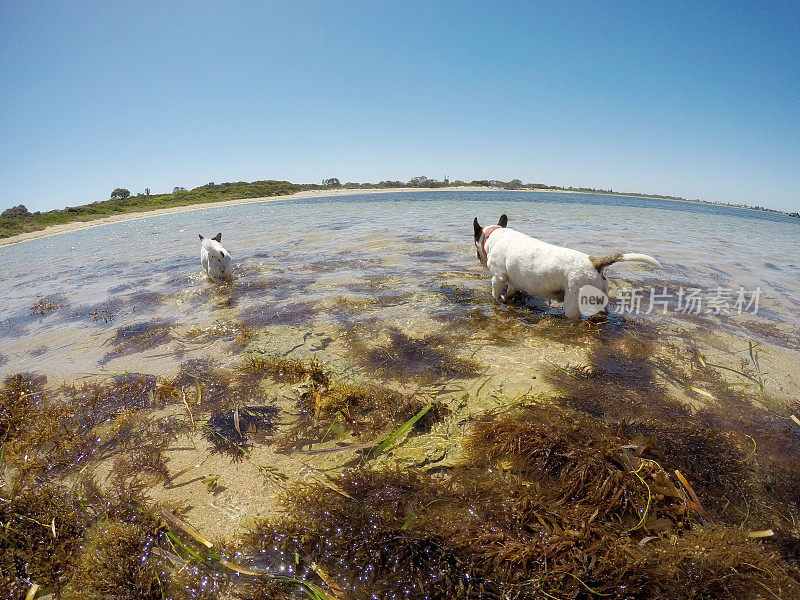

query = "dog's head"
[[199, 232, 230, 263], [473, 214, 507, 264]]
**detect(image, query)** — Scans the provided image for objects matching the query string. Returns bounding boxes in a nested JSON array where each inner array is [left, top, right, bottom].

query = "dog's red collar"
[[480, 226, 499, 261]]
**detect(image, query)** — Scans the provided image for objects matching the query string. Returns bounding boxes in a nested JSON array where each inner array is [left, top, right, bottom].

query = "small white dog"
[[199, 232, 233, 283], [473, 214, 660, 319]]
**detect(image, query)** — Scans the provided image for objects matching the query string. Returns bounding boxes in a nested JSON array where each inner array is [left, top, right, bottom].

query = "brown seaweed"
[[233, 404, 800, 600], [103, 320, 176, 360], [1, 372, 187, 492], [204, 405, 279, 455], [358, 328, 480, 382], [63, 520, 160, 600], [246, 354, 450, 449], [29, 296, 65, 316]]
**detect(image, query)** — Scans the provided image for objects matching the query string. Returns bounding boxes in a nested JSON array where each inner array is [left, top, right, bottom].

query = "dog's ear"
[[473, 218, 482, 240], [199, 234, 204, 240], [498, 214, 508, 228], [213, 233, 222, 242]]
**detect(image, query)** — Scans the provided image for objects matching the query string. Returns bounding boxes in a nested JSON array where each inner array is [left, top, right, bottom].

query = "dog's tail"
[[590, 252, 661, 271]]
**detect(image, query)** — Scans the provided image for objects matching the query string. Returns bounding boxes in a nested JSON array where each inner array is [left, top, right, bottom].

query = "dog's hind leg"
[[491, 275, 505, 301]]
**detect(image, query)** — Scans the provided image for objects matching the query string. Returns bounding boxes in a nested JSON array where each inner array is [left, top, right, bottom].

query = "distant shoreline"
[[0, 186, 790, 248]]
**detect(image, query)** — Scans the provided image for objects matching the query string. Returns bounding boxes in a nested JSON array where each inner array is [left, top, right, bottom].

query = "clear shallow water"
[[4, 191, 800, 600], [0, 190, 798, 376]]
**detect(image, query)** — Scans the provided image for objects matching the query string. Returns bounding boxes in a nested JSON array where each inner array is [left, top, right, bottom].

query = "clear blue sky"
[[2, 1, 798, 213]]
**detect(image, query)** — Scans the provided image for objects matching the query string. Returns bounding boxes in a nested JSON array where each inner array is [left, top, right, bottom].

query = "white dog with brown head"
[[199, 232, 233, 283], [473, 214, 659, 319]]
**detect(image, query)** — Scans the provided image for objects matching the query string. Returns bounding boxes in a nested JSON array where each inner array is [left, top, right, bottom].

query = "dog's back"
[[487, 227, 587, 296], [199, 233, 233, 282]]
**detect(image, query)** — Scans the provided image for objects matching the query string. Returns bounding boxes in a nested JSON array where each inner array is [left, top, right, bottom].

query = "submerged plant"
[[231, 404, 800, 600], [243, 354, 330, 387], [0, 373, 46, 445], [0, 486, 90, 596], [358, 328, 480, 382], [203, 405, 279, 455], [63, 520, 160, 600], [1, 373, 177, 486], [242, 353, 449, 449], [103, 320, 176, 360], [29, 296, 65, 316]]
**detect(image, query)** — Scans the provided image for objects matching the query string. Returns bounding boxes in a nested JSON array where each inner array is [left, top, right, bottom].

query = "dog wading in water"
[[199, 233, 233, 283], [473, 214, 660, 319]]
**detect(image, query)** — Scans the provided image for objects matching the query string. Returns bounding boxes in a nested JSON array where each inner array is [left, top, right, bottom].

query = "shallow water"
[[1, 191, 798, 377], [3, 191, 800, 599]]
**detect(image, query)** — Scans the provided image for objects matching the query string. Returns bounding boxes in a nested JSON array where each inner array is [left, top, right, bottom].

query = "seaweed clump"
[[295, 380, 435, 437], [0, 486, 90, 596], [204, 405, 279, 455], [546, 330, 800, 541], [103, 320, 176, 360], [62, 520, 160, 600], [184, 319, 255, 346], [168, 358, 266, 412], [1, 373, 46, 445], [643, 527, 800, 599], [360, 328, 480, 382], [30, 296, 65, 316], [245, 354, 448, 448], [1, 373, 190, 499], [68, 298, 123, 325], [0, 482, 164, 600], [0, 477, 241, 600], [232, 403, 800, 600], [243, 354, 330, 386]]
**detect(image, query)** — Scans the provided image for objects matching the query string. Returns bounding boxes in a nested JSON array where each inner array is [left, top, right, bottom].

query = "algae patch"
[[232, 403, 800, 599], [2, 315, 800, 599]]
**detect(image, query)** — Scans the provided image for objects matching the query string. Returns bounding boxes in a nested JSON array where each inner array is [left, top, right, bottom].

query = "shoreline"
[[1, 186, 478, 247], [0, 186, 758, 248]]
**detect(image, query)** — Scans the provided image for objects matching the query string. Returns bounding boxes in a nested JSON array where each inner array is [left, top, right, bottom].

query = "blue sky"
[[1, 1, 798, 213]]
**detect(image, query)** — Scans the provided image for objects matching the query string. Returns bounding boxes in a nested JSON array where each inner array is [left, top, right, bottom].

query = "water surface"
[[1, 191, 797, 377]]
